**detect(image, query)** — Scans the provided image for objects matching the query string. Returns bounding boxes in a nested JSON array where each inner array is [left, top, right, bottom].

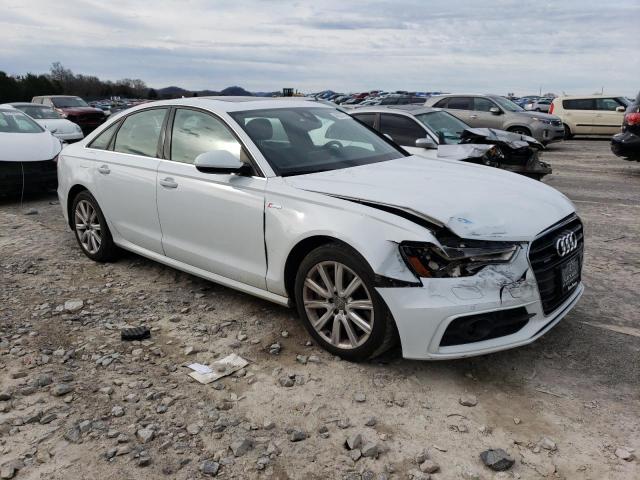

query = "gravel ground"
[[1, 139, 638, 480]]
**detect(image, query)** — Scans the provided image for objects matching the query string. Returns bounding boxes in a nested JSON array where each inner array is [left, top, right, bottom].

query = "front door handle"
[[97, 165, 110, 175], [159, 177, 178, 189], [469, 114, 478, 119]]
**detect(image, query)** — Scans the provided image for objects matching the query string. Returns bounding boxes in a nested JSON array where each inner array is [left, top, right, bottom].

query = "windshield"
[[230, 107, 405, 176], [0, 110, 44, 133], [52, 96, 89, 108], [492, 96, 524, 112], [15, 105, 62, 119], [415, 111, 468, 144]]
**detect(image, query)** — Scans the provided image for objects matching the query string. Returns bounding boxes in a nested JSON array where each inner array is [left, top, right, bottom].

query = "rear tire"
[[294, 242, 397, 361], [563, 124, 574, 139], [71, 191, 118, 262]]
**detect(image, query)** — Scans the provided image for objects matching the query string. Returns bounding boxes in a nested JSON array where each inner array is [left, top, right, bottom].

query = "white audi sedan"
[[57, 98, 584, 361]]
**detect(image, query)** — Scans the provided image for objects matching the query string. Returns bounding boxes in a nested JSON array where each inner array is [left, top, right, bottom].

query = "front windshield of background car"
[[415, 111, 468, 144], [230, 107, 406, 176], [0, 110, 44, 133], [17, 105, 61, 119], [492, 96, 525, 112], [51, 96, 89, 108]]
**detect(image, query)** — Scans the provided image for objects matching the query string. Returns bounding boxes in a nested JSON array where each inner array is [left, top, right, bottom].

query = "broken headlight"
[[400, 239, 519, 278], [482, 145, 505, 166]]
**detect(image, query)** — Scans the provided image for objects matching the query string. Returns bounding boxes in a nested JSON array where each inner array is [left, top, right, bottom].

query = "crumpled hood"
[[0, 131, 62, 162], [36, 119, 79, 135], [460, 128, 542, 149], [284, 156, 574, 241]]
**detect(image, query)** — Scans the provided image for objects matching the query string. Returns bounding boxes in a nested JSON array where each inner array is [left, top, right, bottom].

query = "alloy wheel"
[[302, 261, 374, 349], [74, 199, 102, 254]]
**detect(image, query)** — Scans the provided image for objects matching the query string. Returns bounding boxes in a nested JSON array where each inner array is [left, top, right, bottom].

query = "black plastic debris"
[[121, 326, 151, 341]]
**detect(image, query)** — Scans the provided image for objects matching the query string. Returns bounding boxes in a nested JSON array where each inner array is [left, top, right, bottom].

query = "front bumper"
[[0, 160, 58, 194], [377, 247, 583, 360], [531, 124, 565, 144]]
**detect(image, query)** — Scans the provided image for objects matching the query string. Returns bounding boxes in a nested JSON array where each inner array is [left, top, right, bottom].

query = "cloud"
[[0, 0, 637, 95]]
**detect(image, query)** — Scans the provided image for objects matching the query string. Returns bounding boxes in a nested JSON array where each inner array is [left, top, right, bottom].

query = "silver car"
[[524, 98, 553, 113], [425, 94, 565, 144]]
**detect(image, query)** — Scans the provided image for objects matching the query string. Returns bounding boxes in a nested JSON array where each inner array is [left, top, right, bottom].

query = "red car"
[[31, 95, 106, 134]]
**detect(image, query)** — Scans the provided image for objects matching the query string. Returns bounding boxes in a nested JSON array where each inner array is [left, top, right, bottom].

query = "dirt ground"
[[1, 139, 638, 480]]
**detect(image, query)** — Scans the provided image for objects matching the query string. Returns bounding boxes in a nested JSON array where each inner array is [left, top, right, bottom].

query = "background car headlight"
[[400, 239, 519, 278], [532, 117, 553, 125]]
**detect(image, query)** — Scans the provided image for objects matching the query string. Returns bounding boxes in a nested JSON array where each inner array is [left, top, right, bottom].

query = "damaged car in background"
[[57, 98, 583, 361], [0, 106, 62, 195], [351, 106, 552, 180]]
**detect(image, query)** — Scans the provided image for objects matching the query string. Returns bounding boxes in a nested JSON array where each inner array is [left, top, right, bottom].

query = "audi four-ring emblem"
[[555, 231, 578, 257]]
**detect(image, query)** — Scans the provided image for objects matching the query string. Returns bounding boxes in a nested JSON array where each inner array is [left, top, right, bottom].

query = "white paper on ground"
[[187, 363, 213, 374], [188, 353, 249, 384]]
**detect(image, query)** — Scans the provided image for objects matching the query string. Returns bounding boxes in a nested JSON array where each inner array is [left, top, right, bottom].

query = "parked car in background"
[[549, 95, 629, 138], [524, 98, 552, 113], [57, 97, 583, 361], [351, 106, 551, 179], [611, 91, 640, 161], [425, 94, 565, 144], [31, 95, 107, 134], [0, 106, 62, 194], [3, 103, 84, 143]]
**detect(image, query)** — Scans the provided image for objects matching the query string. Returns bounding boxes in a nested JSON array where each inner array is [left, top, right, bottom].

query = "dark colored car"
[[32, 95, 107, 134], [611, 92, 640, 161]]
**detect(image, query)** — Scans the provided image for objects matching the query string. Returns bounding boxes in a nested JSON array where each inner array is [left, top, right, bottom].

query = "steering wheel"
[[323, 140, 343, 150]]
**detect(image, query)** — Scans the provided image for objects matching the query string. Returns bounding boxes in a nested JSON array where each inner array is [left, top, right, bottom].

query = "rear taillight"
[[625, 112, 640, 126], [548, 102, 554, 114]]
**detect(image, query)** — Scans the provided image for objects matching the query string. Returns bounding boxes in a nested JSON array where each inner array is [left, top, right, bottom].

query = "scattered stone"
[[111, 405, 125, 417], [615, 447, 635, 461], [415, 449, 429, 464], [40, 413, 57, 424], [51, 383, 74, 397], [540, 437, 557, 451], [279, 376, 295, 388], [337, 418, 351, 429], [353, 392, 366, 403], [513, 417, 521, 425], [459, 394, 478, 407], [230, 438, 253, 457], [361, 442, 379, 458], [349, 449, 362, 462], [345, 432, 363, 450], [64, 300, 84, 313], [64, 426, 82, 444], [201, 460, 220, 476], [365, 416, 377, 427], [289, 429, 307, 442], [419, 460, 440, 474], [186, 423, 201, 435], [137, 455, 152, 467], [269, 343, 281, 355], [136, 428, 155, 444], [0, 465, 16, 479], [480, 448, 515, 471]]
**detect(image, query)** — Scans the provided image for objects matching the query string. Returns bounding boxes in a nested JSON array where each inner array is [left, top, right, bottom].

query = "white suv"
[[550, 95, 629, 138], [57, 98, 584, 361]]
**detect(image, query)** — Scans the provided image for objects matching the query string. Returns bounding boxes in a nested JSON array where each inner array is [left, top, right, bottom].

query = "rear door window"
[[113, 108, 168, 157], [379, 114, 426, 146], [563, 99, 596, 110], [445, 97, 473, 110]]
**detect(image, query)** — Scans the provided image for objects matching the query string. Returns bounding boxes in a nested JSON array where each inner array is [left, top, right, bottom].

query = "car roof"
[[428, 93, 498, 98], [350, 105, 440, 116], [5, 102, 42, 107], [554, 94, 625, 100], [110, 97, 335, 114]]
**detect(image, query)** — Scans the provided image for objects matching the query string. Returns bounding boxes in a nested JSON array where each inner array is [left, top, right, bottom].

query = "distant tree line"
[[0, 62, 151, 103]]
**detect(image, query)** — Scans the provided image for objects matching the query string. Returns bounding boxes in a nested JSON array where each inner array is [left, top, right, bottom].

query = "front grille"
[[529, 215, 584, 315], [440, 307, 533, 347]]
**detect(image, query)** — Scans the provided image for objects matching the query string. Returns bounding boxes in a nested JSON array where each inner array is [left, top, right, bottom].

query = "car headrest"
[[245, 118, 273, 141]]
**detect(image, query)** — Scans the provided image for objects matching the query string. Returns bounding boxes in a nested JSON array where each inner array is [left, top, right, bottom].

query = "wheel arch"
[[507, 125, 532, 136]]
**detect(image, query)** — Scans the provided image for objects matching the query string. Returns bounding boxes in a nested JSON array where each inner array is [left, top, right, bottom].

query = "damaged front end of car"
[[440, 128, 552, 180]]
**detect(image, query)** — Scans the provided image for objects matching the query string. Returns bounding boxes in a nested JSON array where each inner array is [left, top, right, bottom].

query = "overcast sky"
[[1, 0, 637, 95]]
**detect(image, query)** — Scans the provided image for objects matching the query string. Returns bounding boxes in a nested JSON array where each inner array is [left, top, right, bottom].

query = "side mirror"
[[194, 150, 249, 175], [415, 137, 438, 149], [489, 107, 502, 115], [616, 106, 626, 112]]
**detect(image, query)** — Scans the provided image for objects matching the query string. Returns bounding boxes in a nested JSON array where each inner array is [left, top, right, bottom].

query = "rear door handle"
[[159, 177, 178, 189], [97, 165, 110, 175]]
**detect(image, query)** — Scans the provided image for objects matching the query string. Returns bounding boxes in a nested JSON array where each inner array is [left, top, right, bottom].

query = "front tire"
[[72, 191, 117, 262], [563, 124, 574, 139], [294, 243, 397, 361]]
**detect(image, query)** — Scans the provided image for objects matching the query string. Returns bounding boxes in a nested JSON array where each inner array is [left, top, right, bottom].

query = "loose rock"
[[480, 448, 515, 471]]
